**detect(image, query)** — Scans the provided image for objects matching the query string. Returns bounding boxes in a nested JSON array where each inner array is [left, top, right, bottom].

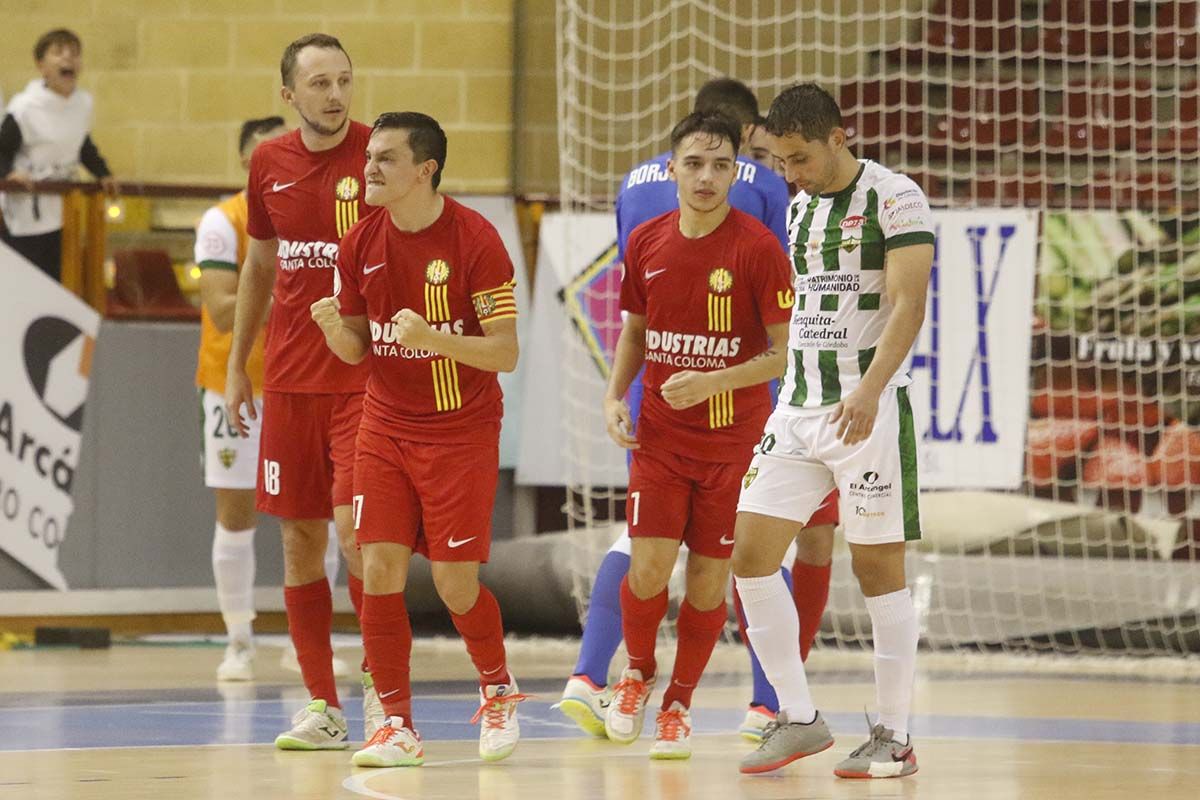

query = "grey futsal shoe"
[[833, 722, 918, 779], [738, 710, 834, 774]]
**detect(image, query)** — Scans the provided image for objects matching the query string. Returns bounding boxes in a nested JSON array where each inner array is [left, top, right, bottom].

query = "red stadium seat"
[[839, 80, 926, 157], [929, 82, 1039, 150], [1037, 0, 1137, 58], [972, 173, 1061, 207], [1156, 81, 1200, 153], [1139, 2, 1200, 62], [106, 249, 200, 320], [925, 0, 1024, 56], [1078, 173, 1193, 211], [1043, 79, 1154, 152]]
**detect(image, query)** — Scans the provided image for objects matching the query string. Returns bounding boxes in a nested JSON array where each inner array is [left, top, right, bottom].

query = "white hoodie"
[[0, 79, 95, 236]]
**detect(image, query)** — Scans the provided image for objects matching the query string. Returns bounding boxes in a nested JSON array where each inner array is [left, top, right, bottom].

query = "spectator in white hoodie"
[[0, 29, 117, 282]]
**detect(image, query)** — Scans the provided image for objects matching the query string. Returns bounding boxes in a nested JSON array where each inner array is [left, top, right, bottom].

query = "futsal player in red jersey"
[[601, 110, 795, 759], [309, 112, 523, 768], [225, 33, 380, 750]]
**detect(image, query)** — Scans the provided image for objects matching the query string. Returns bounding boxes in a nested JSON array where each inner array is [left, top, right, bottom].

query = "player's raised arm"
[[225, 235, 276, 436], [311, 295, 369, 364]]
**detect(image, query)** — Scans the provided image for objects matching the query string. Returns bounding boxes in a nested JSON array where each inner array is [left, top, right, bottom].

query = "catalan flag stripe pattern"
[[431, 358, 462, 412], [425, 284, 451, 323], [707, 390, 734, 429], [472, 282, 518, 323], [706, 293, 731, 332]]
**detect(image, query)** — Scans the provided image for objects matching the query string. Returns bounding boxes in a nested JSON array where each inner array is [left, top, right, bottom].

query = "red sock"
[[662, 600, 727, 710], [449, 586, 510, 687], [348, 573, 369, 673], [284, 579, 339, 708], [792, 559, 832, 662], [619, 576, 668, 680], [361, 591, 413, 723]]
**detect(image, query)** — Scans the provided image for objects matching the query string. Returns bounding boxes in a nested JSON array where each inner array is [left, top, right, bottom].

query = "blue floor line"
[[0, 693, 1197, 751]]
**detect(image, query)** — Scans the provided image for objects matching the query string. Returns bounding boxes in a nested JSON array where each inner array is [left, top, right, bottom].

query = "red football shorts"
[[626, 447, 750, 559], [257, 391, 364, 520], [808, 489, 840, 527], [352, 427, 498, 563]]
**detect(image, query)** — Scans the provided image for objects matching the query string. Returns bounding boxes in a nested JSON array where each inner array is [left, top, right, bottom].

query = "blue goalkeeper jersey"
[[615, 151, 790, 259]]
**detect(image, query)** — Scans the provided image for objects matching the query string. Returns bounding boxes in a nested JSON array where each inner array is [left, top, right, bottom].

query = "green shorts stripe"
[[896, 385, 921, 540]]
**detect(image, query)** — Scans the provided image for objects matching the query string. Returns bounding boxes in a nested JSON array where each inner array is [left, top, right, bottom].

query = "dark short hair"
[[280, 33, 350, 88], [372, 112, 448, 189], [238, 116, 286, 154], [35, 29, 81, 61], [693, 78, 761, 127], [764, 83, 843, 141], [669, 110, 742, 157]]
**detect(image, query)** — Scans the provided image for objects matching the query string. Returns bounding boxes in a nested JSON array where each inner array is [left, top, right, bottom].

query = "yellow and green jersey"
[[777, 160, 935, 412]]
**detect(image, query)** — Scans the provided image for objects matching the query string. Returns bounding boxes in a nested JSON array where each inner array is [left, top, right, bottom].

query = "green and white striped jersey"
[[777, 160, 935, 413]]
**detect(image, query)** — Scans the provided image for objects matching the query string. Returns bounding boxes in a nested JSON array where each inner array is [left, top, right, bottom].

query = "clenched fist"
[[390, 308, 433, 349], [310, 295, 343, 337]]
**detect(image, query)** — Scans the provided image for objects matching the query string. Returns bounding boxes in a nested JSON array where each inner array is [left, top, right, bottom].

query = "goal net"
[[555, 0, 1200, 664]]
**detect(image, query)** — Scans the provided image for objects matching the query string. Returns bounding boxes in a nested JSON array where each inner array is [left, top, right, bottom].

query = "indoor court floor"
[[1, 637, 1197, 800]]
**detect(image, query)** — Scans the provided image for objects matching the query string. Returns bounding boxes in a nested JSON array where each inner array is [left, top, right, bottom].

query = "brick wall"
[[0, 0, 514, 192]]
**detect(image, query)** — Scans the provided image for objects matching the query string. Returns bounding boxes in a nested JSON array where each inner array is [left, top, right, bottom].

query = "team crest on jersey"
[[708, 268, 734, 294], [473, 293, 497, 319], [742, 467, 759, 489], [425, 259, 451, 285], [335, 176, 360, 201], [840, 215, 866, 229], [218, 448, 237, 469]]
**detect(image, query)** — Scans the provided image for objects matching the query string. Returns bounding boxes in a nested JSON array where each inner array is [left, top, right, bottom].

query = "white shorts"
[[737, 386, 921, 545], [199, 387, 262, 490]]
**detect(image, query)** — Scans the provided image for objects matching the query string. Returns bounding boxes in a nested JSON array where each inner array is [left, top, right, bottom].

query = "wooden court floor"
[[0, 638, 1197, 800]]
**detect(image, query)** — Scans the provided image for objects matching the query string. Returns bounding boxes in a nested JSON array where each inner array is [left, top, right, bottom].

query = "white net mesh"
[[556, 0, 1200, 660]]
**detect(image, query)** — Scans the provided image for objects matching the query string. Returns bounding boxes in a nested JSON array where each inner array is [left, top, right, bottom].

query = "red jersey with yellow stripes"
[[335, 197, 517, 444], [621, 208, 793, 464], [246, 122, 371, 393]]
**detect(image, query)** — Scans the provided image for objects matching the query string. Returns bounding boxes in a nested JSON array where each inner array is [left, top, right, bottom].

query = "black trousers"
[[2, 228, 63, 283]]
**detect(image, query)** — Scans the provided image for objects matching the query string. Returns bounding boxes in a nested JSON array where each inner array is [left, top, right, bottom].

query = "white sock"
[[735, 573, 817, 724], [325, 521, 341, 590], [212, 523, 256, 643], [865, 588, 918, 742]]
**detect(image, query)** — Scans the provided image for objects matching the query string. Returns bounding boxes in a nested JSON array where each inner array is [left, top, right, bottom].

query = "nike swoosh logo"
[[719, 535, 735, 545], [379, 688, 401, 699], [447, 536, 477, 549], [364, 262, 385, 275], [272, 180, 297, 192], [645, 268, 667, 281]]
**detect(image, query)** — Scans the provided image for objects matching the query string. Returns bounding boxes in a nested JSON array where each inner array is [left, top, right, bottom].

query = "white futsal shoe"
[[352, 716, 424, 767], [471, 677, 529, 762], [555, 675, 612, 738], [274, 699, 349, 750], [216, 639, 255, 682]]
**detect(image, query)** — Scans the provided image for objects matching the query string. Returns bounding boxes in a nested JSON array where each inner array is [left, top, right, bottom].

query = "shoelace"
[[847, 713, 891, 758], [470, 692, 532, 729], [365, 724, 399, 747], [656, 708, 689, 741], [611, 677, 649, 716]]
